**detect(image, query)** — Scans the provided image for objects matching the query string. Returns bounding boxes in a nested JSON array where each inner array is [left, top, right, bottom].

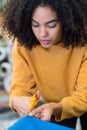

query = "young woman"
[[3, 0, 87, 129]]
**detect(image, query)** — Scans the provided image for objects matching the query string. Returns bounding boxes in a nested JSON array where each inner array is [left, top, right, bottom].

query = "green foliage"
[[0, 0, 7, 13]]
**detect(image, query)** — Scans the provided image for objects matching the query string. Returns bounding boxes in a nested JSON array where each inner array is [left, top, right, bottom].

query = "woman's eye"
[[47, 23, 58, 28], [32, 23, 39, 27]]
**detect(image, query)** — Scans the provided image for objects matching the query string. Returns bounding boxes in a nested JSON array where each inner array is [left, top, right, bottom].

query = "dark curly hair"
[[2, 0, 87, 49]]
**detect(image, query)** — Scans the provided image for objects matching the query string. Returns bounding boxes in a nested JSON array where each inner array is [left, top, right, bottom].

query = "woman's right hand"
[[12, 91, 40, 116]]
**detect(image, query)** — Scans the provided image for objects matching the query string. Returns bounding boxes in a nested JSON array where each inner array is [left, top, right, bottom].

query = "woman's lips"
[[40, 40, 51, 45]]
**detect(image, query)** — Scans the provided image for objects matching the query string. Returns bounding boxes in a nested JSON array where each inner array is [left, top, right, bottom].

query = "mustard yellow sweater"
[[10, 41, 87, 120]]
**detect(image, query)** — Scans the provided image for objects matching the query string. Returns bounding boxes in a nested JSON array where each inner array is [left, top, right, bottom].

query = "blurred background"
[[0, 0, 19, 129]]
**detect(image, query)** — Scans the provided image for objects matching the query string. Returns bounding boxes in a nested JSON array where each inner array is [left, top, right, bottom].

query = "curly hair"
[[2, 0, 87, 49]]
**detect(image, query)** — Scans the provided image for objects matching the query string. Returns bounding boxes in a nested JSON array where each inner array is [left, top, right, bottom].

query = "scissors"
[[29, 94, 39, 111], [21, 94, 39, 117]]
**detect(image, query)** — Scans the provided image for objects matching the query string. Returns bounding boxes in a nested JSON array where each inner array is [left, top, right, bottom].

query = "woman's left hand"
[[29, 102, 62, 121]]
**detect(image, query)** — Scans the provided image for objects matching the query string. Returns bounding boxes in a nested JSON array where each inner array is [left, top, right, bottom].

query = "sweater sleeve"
[[55, 47, 87, 121], [9, 41, 37, 109], [56, 49, 87, 121]]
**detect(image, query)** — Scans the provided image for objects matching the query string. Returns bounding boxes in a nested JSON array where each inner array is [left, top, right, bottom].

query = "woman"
[[3, 0, 87, 129]]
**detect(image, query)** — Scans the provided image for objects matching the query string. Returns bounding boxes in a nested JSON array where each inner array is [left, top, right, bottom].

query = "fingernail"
[[29, 112, 33, 116]]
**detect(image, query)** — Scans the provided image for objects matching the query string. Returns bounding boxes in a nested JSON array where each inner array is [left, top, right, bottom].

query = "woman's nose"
[[39, 26, 48, 38]]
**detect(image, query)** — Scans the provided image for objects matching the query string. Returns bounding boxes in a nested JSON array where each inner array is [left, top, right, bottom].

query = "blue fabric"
[[8, 116, 74, 130]]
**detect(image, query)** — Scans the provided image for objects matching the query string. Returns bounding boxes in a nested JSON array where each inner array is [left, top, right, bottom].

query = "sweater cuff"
[[55, 100, 71, 121]]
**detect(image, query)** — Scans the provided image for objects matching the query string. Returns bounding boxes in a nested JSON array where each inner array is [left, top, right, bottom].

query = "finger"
[[16, 105, 29, 115], [36, 90, 40, 99], [41, 116, 50, 121], [40, 112, 51, 121], [29, 106, 42, 116]]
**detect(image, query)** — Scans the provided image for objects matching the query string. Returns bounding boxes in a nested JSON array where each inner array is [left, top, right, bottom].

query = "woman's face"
[[32, 6, 62, 48]]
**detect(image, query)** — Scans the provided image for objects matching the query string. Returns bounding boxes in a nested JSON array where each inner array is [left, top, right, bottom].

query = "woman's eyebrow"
[[46, 19, 58, 24], [31, 19, 58, 24], [32, 19, 38, 24]]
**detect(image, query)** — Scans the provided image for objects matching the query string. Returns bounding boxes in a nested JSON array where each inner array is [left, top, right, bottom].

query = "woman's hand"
[[29, 102, 62, 121], [12, 91, 40, 116], [12, 96, 31, 116]]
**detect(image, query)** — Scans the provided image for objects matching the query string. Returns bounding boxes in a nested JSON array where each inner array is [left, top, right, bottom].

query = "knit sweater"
[[10, 40, 87, 120]]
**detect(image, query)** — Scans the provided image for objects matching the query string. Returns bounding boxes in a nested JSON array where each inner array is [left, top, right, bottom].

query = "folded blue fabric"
[[8, 116, 74, 130]]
